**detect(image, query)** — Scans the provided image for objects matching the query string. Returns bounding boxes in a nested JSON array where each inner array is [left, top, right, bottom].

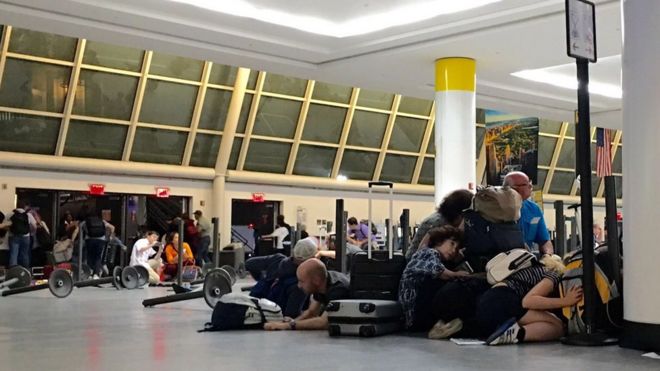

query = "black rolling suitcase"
[[327, 299, 403, 337], [349, 181, 406, 301]]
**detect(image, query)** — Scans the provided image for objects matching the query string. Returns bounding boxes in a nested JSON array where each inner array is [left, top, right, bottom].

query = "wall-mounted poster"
[[485, 117, 539, 186]]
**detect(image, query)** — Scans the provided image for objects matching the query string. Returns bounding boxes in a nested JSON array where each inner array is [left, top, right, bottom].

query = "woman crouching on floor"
[[476, 255, 582, 345]]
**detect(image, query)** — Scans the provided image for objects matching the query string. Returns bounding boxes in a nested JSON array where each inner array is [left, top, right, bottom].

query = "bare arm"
[[522, 278, 582, 310], [539, 240, 554, 255], [293, 312, 329, 330], [315, 250, 336, 259], [296, 300, 321, 321]]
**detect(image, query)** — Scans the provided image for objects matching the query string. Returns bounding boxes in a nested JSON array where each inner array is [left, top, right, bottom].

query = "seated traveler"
[[129, 231, 164, 284]]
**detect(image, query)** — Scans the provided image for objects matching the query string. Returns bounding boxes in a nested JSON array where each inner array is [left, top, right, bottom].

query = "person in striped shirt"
[[476, 256, 583, 345]]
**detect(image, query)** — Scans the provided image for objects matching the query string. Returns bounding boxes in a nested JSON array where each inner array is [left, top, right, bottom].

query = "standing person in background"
[[3, 201, 37, 269], [262, 215, 291, 256], [193, 210, 212, 267], [80, 211, 115, 279], [183, 213, 199, 259]]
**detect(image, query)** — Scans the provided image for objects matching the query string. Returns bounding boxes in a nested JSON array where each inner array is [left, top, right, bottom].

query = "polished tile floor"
[[0, 279, 657, 371]]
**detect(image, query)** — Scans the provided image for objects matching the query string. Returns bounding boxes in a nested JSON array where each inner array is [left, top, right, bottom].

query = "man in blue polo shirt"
[[503, 172, 554, 255]]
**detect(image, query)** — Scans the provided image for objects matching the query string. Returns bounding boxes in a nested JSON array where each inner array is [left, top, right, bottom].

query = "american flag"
[[595, 127, 612, 177]]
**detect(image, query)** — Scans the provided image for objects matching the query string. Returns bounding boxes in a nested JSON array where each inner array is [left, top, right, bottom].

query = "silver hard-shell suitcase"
[[327, 299, 402, 337]]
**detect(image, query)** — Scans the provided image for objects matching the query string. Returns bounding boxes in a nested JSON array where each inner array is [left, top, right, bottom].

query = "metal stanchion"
[[335, 199, 347, 274], [401, 209, 410, 255], [604, 176, 622, 292], [554, 200, 566, 258], [78, 230, 84, 281], [177, 219, 185, 287], [212, 217, 220, 269]]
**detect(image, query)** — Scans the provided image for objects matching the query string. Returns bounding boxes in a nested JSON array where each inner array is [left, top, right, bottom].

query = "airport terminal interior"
[[0, 0, 659, 370]]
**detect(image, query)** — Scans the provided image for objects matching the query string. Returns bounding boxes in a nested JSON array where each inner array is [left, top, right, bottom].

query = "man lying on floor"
[[263, 258, 350, 331]]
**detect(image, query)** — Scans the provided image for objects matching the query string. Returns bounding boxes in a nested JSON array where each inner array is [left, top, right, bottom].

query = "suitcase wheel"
[[326, 301, 340, 312], [359, 325, 376, 337], [328, 325, 341, 337], [359, 303, 375, 314]]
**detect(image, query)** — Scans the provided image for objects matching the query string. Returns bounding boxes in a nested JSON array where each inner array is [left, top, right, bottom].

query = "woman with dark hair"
[[406, 189, 473, 260], [399, 226, 470, 334]]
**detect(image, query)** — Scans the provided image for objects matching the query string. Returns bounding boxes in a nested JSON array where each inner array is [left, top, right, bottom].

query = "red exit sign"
[[89, 184, 105, 195], [156, 187, 170, 198], [252, 193, 265, 202]]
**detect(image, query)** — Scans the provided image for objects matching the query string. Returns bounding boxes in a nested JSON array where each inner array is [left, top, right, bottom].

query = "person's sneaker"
[[486, 317, 521, 345], [92, 274, 100, 280], [428, 318, 463, 340]]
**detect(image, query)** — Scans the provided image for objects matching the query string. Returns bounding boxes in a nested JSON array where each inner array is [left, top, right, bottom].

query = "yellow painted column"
[[434, 57, 476, 204]]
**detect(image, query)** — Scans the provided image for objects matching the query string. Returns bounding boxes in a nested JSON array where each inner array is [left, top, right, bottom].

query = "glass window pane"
[[244, 140, 291, 173], [83, 40, 143, 71], [476, 127, 486, 157], [540, 119, 562, 135], [9, 28, 76, 61], [0, 113, 59, 154], [590, 172, 600, 197], [615, 176, 622, 199], [533, 169, 548, 191], [301, 104, 346, 143], [130, 128, 187, 165], [73, 70, 138, 120], [557, 139, 575, 169], [612, 147, 622, 173], [64, 120, 126, 160], [208, 64, 238, 86], [565, 122, 576, 137], [149, 52, 203, 81], [339, 150, 378, 181], [190, 133, 221, 167], [380, 154, 416, 183], [347, 110, 387, 148], [237, 94, 253, 134], [140, 80, 197, 127], [388, 116, 425, 152], [247, 70, 259, 90], [199, 88, 232, 131], [398, 96, 432, 116], [293, 145, 336, 177], [538, 136, 557, 167], [427, 130, 435, 154], [0, 59, 70, 112], [419, 158, 434, 185], [476, 108, 486, 124], [262, 73, 306, 96], [312, 81, 352, 103], [549, 171, 575, 195], [252, 97, 301, 139], [357, 89, 393, 110], [590, 142, 598, 171], [229, 138, 242, 170]]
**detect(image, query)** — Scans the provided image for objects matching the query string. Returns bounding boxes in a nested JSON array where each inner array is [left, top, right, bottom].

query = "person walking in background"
[[194, 210, 212, 267]]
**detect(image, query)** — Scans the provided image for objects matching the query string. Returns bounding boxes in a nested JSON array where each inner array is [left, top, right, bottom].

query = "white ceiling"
[[0, 0, 623, 128]]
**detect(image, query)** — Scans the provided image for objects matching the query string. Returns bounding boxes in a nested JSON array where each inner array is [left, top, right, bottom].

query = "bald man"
[[264, 258, 350, 331], [503, 171, 554, 255]]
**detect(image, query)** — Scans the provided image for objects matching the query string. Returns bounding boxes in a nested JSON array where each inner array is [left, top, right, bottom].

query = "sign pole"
[[562, 0, 617, 346]]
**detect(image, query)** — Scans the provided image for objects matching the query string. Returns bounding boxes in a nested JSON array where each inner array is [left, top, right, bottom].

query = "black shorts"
[[475, 286, 527, 335]]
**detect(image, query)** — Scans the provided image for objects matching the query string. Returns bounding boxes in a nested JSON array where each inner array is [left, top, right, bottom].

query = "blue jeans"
[[85, 239, 107, 276], [196, 235, 211, 266], [9, 235, 31, 268]]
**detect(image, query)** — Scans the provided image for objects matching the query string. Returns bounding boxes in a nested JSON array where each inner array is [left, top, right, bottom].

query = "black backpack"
[[36, 225, 52, 246], [10, 210, 30, 236], [86, 216, 106, 238], [462, 209, 525, 272]]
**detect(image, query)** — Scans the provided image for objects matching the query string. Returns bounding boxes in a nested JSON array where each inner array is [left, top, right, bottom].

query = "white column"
[[620, 0, 660, 351], [434, 58, 476, 205]]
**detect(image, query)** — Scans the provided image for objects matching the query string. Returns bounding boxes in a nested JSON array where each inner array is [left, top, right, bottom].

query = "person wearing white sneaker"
[[479, 257, 583, 345], [398, 225, 471, 334]]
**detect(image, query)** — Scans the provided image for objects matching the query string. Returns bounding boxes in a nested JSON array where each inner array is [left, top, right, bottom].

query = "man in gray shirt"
[[194, 210, 211, 266]]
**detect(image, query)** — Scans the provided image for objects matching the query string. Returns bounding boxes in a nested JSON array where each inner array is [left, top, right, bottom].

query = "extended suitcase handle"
[[368, 181, 393, 188]]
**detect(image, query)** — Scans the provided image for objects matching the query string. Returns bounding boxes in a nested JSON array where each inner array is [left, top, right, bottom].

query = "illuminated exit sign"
[[252, 193, 265, 202], [156, 187, 170, 198]]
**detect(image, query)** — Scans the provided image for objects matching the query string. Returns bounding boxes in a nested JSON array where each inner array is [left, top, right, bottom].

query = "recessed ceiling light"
[[511, 57, 622, 99], [168, 0, 502, 38]]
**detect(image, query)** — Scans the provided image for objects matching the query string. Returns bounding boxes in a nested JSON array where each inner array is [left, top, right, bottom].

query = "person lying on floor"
[[263, 258, 350, 331], [399, 225, 475, 338], [246, 237, 318, 318], [477, 255, 582, 345]]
